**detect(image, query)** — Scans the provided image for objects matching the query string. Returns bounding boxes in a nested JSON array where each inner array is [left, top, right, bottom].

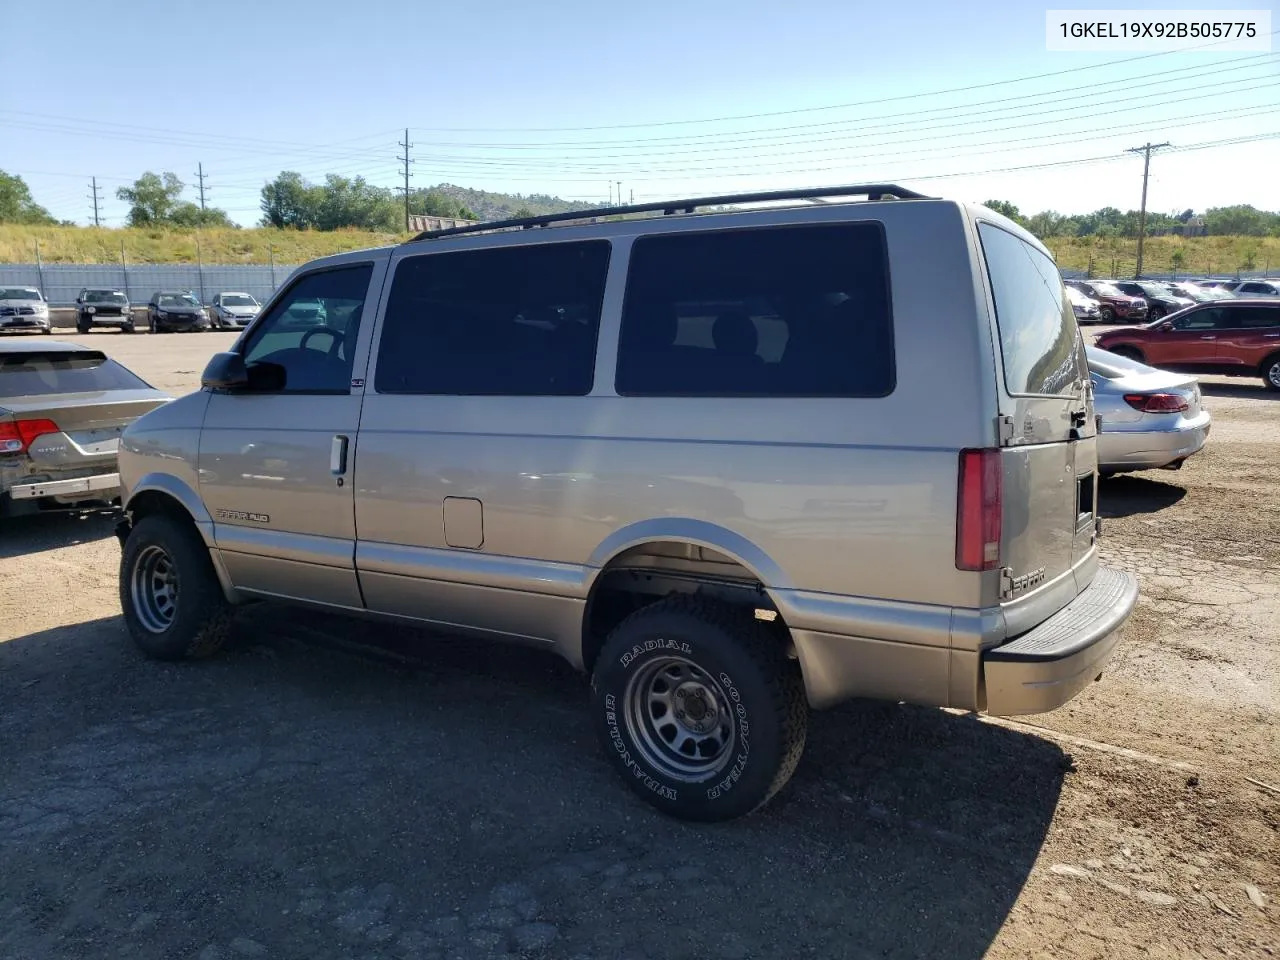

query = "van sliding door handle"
[[330, 435, 349, 475]]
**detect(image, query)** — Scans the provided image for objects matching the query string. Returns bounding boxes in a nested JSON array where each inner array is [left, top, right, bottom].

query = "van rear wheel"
[[590, 596, 807, 822]]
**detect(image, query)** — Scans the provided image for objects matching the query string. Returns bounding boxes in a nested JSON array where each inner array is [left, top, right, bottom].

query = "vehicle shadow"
[[1198, 381, 1279, 401], [0, 509, 118, 559], [1099, 474, 1188, 518], [0, 609, 1065, 960]]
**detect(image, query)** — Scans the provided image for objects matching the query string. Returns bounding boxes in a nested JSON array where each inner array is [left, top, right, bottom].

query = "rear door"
[[1212, 304, 1280, 371], [976, 222, 1095, 616]]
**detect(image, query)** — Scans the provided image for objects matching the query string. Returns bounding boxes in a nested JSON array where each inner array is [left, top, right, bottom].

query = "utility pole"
[[88, 176, 102, 227], [617, 181, 622, 206], [194, 162, 209, 211], [608, 182, 613, 205], [397, 128, 414, 232], [1126, 141, 1170, 278]]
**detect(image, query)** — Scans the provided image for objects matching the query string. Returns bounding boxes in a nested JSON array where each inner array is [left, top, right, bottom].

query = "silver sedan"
[[1088, 345, 1211, 476]]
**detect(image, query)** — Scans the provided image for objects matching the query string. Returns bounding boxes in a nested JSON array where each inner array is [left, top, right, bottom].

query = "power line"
[[406, 31, 1280, 133], [88, 176, 102, 227]]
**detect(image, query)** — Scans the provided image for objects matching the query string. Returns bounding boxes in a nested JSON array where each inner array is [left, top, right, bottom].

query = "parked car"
[[277, 297, 326, 328], [1229, 279, 1280, 297], [147, 292, 210, 333], [1112, 281, 1195, 320], [208, 292, 263, 329], [1087, 345, 1210, 475], [0, 286, 52, 335], [1066, 284, 1102, 323], [114, 186, 1137, 822], [1168, 281, 1234, 302], [75, 288, 134, 334], [0, 340, 170, 517], [1094, 299, 1280, 390], [1064, 279, 1147, 323]]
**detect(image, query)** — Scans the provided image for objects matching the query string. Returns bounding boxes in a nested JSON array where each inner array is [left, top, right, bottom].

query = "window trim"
[[976, 219, 1084, 400], [372, 238, 613, 397], [613, 220, 896, 399], [234, 261, 375, 397]]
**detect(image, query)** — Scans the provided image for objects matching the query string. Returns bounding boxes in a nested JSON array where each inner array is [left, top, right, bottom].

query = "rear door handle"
[[330, 435, 349, 475], [1199, 335, 1216, 340]]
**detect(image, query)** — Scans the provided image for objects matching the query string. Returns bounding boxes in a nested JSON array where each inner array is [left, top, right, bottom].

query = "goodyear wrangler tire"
[[120, 514, 232, 661], [590, 596, 807, 822]]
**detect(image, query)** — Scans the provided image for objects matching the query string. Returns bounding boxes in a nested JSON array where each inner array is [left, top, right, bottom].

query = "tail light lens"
[[0, 419, 60, 454], [956, 448, 1002, 571], [1123, 392, 1188, 413]]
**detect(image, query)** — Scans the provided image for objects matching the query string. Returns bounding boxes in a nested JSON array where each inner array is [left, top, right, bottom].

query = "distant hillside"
[[428, 184, 589, 221]]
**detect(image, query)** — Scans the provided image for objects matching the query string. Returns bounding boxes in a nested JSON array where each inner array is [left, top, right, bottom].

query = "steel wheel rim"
[[623, 654, 736, 781], [131, 544, 179, 633], [1269, 361, 1280, 388]]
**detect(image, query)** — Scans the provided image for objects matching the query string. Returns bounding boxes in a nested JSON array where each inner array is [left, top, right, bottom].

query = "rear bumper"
[[982, 566, 1138, 716], [1098, 418, 1210, 472], [9, 472, 121, 501]]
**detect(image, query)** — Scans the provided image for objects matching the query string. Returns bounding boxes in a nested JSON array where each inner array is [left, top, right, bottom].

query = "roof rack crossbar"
[[407, 184, 932, 242]]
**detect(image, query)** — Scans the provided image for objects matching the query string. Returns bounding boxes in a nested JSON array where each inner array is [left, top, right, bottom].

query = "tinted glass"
[[241, 264, 373, 393], [158, 294, 199, 308], [222, 294, 257, 307], [0, 288, 41, 301], [375, 241, 610, 396], [978, 222, 1083, 397], [616, 224, 893, 397], [1229, 306, 1280, 329], [0, 352, 152, 396], [1172, 307, 1225, 330]]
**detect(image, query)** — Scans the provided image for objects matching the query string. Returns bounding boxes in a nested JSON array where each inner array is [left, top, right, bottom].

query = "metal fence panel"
[[0, 264, 296, 306]]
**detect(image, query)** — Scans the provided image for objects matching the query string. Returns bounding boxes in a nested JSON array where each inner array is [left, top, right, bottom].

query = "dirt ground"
[[0, 330, 1276, 960]]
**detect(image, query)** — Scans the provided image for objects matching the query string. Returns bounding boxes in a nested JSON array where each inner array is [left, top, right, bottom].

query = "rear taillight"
[[957, 448, 1002, 572], [1123, 393, 1188, 413], [0, 418, 60, 454]]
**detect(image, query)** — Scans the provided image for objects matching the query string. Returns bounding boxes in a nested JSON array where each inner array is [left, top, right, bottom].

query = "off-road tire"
[[121, 323, 135, 334], [590, 595, 807, 822], [1262, 353, 1280, 392], [120, 513, 232, 661], [77, 318, 91, 334]]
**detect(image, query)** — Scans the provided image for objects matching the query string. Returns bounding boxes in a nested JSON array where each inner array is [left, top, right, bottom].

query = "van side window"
[[978, 223, 1084, 397], [615, 223, 894, 397], [375, 241, 610, 396]]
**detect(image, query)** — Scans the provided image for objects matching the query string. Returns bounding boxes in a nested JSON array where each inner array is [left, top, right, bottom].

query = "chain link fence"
[[0, 263, 296, 306]]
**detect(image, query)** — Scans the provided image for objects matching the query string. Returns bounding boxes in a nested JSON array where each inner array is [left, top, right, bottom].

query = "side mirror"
[[201, 352, 249, 391]]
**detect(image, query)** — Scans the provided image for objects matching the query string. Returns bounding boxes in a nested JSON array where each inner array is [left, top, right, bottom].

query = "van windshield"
[[979, 223, 1085, 397]]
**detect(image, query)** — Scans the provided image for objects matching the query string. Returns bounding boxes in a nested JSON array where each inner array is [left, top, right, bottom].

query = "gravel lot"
[[1, 330, 1276, 960]]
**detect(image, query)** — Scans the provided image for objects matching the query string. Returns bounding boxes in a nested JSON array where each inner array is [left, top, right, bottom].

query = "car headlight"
[[34, 303, 48, 315], [87, 306, 96, 314]]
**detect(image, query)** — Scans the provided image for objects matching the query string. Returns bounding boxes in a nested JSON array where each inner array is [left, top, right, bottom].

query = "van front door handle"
[[330, 435, 349, 475]]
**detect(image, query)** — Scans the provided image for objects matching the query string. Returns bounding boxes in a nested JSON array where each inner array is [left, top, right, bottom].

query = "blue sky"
[[3, 0, 1277, 227]]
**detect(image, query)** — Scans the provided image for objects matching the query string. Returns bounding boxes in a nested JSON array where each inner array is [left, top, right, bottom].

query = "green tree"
[[170, 203, 235, 228], [260, 171, 322, 229], [316, 175, 399, 232], [1170, 249, 1187, 274], [116, 172, 185, 225], [0, 171, 57, 224], [513, 206, 534, 219], [982, 199, 1025, 224], [1204, 205, 1271, 237]]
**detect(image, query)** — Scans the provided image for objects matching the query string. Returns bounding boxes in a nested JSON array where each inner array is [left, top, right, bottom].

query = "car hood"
[[157, 305, 204, 314], [0, 299, 46, 309], [224, 306, 260, 315], [1096, 325, 1149, 339]]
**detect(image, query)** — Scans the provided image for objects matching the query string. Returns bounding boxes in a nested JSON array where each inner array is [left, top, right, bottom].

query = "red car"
[[1094, 299, 1280, 391], [1065, 280, 1148, 323]]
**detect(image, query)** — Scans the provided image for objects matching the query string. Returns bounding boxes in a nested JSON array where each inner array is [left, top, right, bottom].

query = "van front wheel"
[[590, 596, 807, 822], [120, 514, 232, 661]]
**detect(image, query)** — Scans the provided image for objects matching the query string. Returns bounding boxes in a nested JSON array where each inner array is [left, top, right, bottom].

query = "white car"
[[1066, 285, 1102, 323], [0, 286, 52, 335], [208, 292, 262, 329], [1088, 345, 1210, 475]]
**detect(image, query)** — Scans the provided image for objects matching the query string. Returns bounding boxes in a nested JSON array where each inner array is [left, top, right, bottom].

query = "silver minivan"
[[115, 186, 1138, 821]]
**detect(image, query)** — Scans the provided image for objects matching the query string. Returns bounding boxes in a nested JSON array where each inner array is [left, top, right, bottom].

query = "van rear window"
[[978, 223, 1084, 397]]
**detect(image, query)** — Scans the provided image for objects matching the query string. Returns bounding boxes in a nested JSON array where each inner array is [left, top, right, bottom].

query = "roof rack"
[[407, 184, 933, 242]]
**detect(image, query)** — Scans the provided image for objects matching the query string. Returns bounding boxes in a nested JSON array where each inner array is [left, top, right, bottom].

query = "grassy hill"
[[3, 222, 1278, 278]]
